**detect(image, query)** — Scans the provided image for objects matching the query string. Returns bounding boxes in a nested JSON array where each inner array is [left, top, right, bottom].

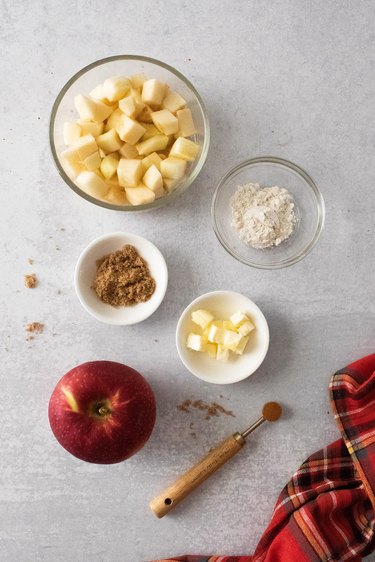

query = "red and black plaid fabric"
[[153, 353, 375, 562]]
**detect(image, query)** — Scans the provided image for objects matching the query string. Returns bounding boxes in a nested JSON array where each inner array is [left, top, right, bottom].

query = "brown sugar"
[[24, 273, 37, 288], [92, 245, 156, 307]]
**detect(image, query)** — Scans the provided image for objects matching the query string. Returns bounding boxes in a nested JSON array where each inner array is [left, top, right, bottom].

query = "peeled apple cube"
[[163, 177, 181, 193], [141, 123, 160, 141], [117, 159, 144, 188], [130, 73, 147, 89], [142, 165, 163, 198], [238, 321, 255, 337], [78, 120, 104, 137], [96, 129, 122, 154], [100, 155, 119, 179], [63, 122, 81, 145], [104, 108, 123, 132], [125, 185, 155, 206], [83, 151, 101, 171], [103, 76, 131, 102], [76, 171, 109, 200], [186, 333, 206, 352], [160, 157, 186, 179], [116, 115, 146, 145], [119, 142, 139, 159], [151, 109, 178, 135], [74, 94, 112, 123], [74, 134, 98, 160], [176, 108, 196, 137], [141, 79, 166, 108], [60, 147, 84, 178], [119, 94, 145, 119], [138, 105, 153, 123], [162, 90, 186, 113], [191, 309, 214, 329], [170, 137, 200, 161], [105, 186, 128, 205], [142, 152, 162, 171], [136, 135, 169, 156], [89, 84, 109, 103]]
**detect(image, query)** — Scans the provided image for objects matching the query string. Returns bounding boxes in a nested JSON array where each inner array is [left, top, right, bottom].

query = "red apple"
[[48, 361, 156, 464]]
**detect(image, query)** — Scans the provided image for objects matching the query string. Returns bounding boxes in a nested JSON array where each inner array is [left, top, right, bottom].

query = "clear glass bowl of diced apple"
[[50, 55, 210, 210]]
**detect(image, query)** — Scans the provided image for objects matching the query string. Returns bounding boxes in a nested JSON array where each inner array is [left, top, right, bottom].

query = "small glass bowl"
[[49, 55, 210, 211], [211, 157, 325, 269]]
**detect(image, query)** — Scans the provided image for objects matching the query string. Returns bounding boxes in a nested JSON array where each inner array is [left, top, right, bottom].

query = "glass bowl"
[[49, 55, 210, 211], [211, 157, 325, 269]]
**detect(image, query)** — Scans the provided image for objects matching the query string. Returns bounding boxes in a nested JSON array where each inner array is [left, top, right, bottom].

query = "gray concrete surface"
[[1, 1, 375, 560]]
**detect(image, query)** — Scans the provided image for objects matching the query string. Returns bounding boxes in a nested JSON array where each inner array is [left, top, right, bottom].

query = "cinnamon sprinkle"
[[177, 399, 235, 418]]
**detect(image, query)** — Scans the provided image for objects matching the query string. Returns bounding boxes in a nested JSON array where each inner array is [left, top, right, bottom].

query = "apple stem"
[[98, 406, 110, 416]]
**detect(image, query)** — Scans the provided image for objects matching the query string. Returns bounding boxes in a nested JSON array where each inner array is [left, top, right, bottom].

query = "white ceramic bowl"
[[176, 291, 269, 384], [75, 232, 168, 325]]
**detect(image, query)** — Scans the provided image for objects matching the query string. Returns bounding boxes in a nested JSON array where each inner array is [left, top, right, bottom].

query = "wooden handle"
[[149, 432, 245, 518]]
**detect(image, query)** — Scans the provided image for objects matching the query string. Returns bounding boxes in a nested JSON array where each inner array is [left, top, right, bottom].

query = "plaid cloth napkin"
[[153, 353, 375, 562]]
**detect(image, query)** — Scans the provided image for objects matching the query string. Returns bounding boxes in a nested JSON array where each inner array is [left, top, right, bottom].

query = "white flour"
[[230, 183, 296, 249]]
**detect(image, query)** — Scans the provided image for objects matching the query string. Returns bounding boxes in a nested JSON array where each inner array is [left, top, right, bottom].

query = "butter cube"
[[229, 311, 249, 327], [176, 108, 196, 137], [125, 185, 156, 206], [206, 343, 217, 359], [208, 324, 226, 344], [216, 345, 229, 362], [186, 333, 206, 352], [96, 129, 122, 154], [83, 151, 101, 171], [191, 309, 214, 329], [151, 109, 179, 135], [223, 330, 243, 352], [74, 134, 98, 160], [117, 159, 144, 187], [63, 122, 81, 145], [233, 336, 249, 355], [223, 320, 236, 331], [162, 90, 186, 113], [238, 321, 255, 336], [116, 115, 146, 145]]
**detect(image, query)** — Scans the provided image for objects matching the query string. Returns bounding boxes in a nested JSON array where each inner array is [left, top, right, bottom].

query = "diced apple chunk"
[[104, 108, 124, 132], [89, 84, 109, 103], [138, 105, 153, 123], [136, 135, 169, 156], [105, 186, 128, 205], [142, 152, 162, 171], [170, 137, 200, 161], [119, 94, 145, 119], [160, 157, 186, 179], [117, 159, 144, 187], [60, 147, 84, 178], [76, 171, 109, 200], [96, 129, 122, 154], [176, 108, 196, 137], [130, 73, 147, 89], [142, 165, 164, 198], [74, 134, 98, 160], [163, 177, 182, 192], [125, 185, 155, 206], [78, 120, 104, 137], [103, 76, 131, 102], [151, 109, 178, 135], [162, 90, 186, 113], [119, 142, 139, 159], [74, 94, 112, 123], [141, 79, 166, 108], [83, 151, 101, 171], [100, 155, 119, 179], [141, 123, 160, 140], [116, 115, 146, 145], [63, 122, 81, 145]]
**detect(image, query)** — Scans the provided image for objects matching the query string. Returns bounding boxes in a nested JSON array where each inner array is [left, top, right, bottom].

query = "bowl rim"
[[49, 54, 210, 212], [211, 156, 325, 269], [74, 231, 168, 325], [175, 290, 270, 384]]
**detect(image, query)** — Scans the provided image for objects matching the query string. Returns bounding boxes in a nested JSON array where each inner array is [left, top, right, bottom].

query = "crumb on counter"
[[24, 273, 37, 289]]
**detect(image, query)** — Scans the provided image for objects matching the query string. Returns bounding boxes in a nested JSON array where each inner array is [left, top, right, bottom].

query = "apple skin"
[[48, 361, 156, 464]]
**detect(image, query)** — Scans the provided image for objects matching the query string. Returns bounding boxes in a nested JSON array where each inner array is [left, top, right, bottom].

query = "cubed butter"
[[208, 325, 226, 344], [238, 321, 255, 336], [223, 330, 243, 352], [216, 345, 229, 362], [191, 309, 214, 329], [233, 336, 249, 355], [229, 311, 249, 327], [186, 333, 206, 352]]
